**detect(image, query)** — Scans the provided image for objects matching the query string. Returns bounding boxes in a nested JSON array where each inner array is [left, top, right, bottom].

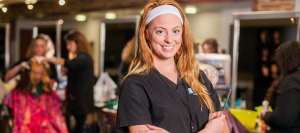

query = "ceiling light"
[[27, 4, 34, 10], [59, 0, 65, 6], [185, 7, 197, 14], [58, 19, 64, 24], [105, 12, 116, 20], [25, 0, 37, 5], [75, 14, 86, 22], [2, 7, 7, 13]]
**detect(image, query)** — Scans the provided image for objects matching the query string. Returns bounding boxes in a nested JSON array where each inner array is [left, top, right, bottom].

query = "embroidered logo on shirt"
[[188, 88, 197, 95]]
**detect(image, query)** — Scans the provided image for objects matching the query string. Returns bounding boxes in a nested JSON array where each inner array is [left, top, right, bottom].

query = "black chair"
[[0, 104, 13, 133]]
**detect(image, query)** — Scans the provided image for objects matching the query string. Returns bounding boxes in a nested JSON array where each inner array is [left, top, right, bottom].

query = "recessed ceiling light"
[[25, 0, 37, 5], [59, 0, 65, 6], [75, 14, 86, 22], [105, 12, 116, 20], [185, 7, 197, 14], [58, 19, 64, 24], [27, 4, 34, 10], [2, 7, 7, 13]]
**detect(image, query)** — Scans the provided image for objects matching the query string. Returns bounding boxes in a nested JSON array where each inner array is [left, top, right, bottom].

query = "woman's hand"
[[19, 61, 29, 69], [200, 114, 225, 133], [137, 124, 170, 133], [259, 110, 269, 120]]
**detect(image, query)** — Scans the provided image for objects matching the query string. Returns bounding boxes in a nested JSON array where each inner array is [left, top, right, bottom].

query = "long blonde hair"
[[29, 59, 53, 94], [124, 0, 215, 113], [121, 36, 136, 65]]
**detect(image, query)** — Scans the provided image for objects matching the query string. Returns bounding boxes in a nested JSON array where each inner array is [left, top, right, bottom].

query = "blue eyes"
[[156, 30, 180, 34], [157, 30, 164, 34]]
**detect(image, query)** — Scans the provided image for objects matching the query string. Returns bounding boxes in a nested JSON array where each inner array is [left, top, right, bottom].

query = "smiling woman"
[[116, 0, 229, 133]]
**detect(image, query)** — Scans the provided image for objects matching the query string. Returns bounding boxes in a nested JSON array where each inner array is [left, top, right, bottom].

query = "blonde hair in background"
[[124, 0, 215, 113], [122, 36, 136, 65], [26, 33, 55, 58], [29, 59, 53, 93]]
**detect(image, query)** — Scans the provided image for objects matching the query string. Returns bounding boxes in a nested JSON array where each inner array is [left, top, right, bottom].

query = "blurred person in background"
[[116, 0, 229, 133], [4, 58, 68, 133], [201, 38, 220, 54], [45, 30, 95, 133], [118, 36, 136, 87], [4, 34, 57, 83], [260, 41, 300, 133]]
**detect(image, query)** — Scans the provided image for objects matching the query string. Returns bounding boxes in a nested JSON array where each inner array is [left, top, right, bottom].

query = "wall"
[[186, 1, 251, 53]]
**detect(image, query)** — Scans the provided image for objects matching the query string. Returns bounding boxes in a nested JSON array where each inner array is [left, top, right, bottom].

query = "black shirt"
[[10, 58, 57, 81], [264, 71, 300, 133], [117, 68, 221, 133], [64, 52, 95, 114]]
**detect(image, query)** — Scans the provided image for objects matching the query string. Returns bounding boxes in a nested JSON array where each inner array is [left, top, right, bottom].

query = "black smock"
[[10, 58, 57, 81], [264, 70, 300, 133], [116, 68, 221, 133], [64, 52, 95, 115]]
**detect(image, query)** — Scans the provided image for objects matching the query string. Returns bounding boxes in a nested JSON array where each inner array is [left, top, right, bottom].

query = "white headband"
[[146, 5, 183, 25]]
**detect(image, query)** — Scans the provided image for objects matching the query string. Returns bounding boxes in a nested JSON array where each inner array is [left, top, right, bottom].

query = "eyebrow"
[[154, 26, 182, 30]]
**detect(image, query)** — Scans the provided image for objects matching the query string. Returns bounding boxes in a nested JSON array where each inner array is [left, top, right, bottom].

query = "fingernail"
[[216, 115, 219, 118], [146, 124, 151, 126]]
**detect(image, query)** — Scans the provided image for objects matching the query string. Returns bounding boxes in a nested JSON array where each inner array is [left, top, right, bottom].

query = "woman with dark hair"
[[4, 58, 68, 132], [5, 34, 57, 82], [45, 30, 95, 133], [260, 41, 300, 133], [201, 38, 219, 54]]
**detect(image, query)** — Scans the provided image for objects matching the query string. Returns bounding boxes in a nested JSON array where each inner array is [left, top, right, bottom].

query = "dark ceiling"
[[0, 0, 250, 22]]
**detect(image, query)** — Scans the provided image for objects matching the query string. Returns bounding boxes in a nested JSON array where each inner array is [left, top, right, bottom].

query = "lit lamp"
[[59, 0, 65, 6], [58, 19, 64, 24], [27, 4, 34, 10], [105, 12, 116, 20], [2, 7, 7, 13], [75, 14, 86, 22], [25, 0, 37, 10], [185, 7, 197, 14]]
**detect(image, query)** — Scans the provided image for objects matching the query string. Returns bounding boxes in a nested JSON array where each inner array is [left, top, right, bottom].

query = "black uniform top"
[[64, 52, 95, 115], [10, 58, 57, 81], [117, 68, 221, 133], [264, 70, 300, 133]]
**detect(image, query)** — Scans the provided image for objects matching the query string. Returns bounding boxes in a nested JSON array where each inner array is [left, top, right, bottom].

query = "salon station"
[[1, 0, 300, 133]]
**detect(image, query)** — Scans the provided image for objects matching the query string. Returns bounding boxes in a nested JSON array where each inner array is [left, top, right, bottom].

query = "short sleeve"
[[116, 76, 152, 132], [199, 71, 221, 111]]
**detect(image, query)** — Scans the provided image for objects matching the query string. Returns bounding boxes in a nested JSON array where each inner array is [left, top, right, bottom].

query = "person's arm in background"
[[5, 61, 28, 81], [263, 88, 300, 128], [45, 54, 88, 70], [45, 57, 65, 66]]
